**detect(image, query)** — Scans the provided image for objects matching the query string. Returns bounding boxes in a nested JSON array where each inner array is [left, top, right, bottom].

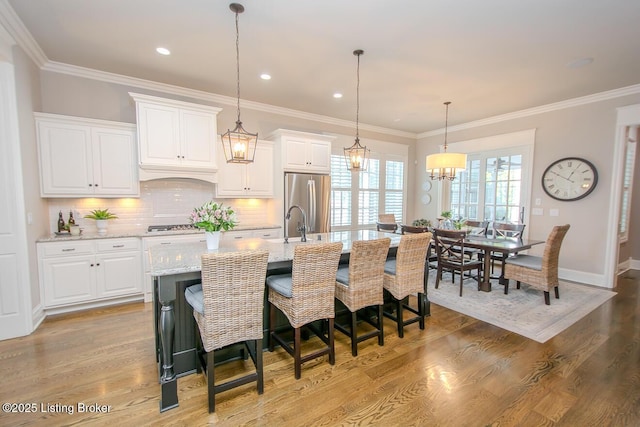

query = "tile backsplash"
[[47, 179, 278, 233]]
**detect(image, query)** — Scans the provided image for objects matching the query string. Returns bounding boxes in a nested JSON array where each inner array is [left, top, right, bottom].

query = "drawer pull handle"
[[112, 244, 125, 248], [62, 248, 75, 252], [160, 242, 171, 245]]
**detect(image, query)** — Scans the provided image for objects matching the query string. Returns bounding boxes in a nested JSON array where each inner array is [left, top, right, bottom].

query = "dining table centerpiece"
[[189, 201, 237, 250]]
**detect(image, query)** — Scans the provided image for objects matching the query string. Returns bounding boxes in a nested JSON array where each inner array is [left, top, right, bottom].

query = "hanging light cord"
[[355, 52, 361, 141], [234, 9, 241, 123], [443, 101, 451, 152]]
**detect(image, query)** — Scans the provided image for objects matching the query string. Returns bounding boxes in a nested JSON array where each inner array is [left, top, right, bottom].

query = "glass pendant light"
[[343, 49, 370, 171], [221, 3, 258, 164]]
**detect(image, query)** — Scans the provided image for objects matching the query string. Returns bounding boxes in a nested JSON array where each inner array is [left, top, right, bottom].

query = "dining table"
[[461, 235, 545, 292]]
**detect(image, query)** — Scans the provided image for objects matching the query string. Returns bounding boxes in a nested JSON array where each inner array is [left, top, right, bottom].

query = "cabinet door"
[[42, 255, 96, 307], [38, 121, 93, 196], [246, 143, 274, 197], [137, 102, 180, 167], [91, 127, 139, 196], [283, 138, 310, 170], [96, 251, 142, 298], [307, 140, 331, 172], [215, 152, 247, 197], [179, 109, 217, 170]]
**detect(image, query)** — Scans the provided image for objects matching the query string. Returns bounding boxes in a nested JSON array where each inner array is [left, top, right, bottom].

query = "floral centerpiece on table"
[[189, 201, 237, 232]]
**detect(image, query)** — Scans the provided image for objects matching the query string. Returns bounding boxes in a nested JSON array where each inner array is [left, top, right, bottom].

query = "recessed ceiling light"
[[156, 47, 171, 56], [567, 57, 594, 69], [333, 92, 343, 99], [260, 73, 271, 80]]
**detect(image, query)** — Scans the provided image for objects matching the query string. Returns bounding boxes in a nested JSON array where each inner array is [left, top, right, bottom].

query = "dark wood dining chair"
[[433, 229, 482, 297], [457, 220, 489, 260], [480, 222, 527, 277]]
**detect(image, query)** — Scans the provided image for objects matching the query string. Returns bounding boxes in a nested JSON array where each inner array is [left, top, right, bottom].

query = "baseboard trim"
[[43, 295, 144, 316], [31, 303, 45, 332], [559, 268, 610, 288]]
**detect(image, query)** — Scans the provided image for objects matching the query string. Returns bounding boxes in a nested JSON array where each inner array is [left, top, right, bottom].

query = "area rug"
[[426, 273, 616, 343]]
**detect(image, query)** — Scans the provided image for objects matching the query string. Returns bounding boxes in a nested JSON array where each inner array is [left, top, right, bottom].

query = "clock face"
[[542, 157, 598, 201]]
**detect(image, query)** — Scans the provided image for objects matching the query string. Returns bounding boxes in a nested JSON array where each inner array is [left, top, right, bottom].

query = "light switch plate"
[[549, 208, 560, 217], [532, 208, 543, 216]]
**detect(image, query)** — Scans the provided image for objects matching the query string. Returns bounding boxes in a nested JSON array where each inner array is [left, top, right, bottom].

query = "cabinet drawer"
[[96, 238, 140, 252], [252, 229, 280, 239], [41, 241, 94, 257]]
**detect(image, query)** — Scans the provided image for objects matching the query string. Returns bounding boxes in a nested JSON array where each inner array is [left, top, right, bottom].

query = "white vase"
[[205, 231, 220, 250], [96, 219, 108, 235]]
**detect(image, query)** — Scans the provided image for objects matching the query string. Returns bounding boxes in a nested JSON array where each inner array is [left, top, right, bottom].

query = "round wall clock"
[[541, 157, 598, 201]]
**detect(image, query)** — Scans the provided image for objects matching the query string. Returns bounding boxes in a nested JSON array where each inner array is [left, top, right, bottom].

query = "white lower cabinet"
[[38, 238, 142, 310]]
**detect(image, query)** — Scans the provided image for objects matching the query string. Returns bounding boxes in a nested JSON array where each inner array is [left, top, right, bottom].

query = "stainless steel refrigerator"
[[284, 172, 331, 238]]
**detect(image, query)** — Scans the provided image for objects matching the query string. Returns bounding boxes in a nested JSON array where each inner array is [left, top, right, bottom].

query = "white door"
[[0, 58, 31, 339]]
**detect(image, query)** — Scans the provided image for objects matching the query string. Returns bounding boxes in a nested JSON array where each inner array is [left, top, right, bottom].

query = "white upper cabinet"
[[36, 113, 138, 198], [216, 141, 274, 198], [130, 93, 222, 183], [267, 129, 335, 174]]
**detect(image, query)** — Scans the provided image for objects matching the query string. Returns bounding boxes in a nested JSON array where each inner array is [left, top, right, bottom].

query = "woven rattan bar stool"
[[382, 232, 431, 338], [334, 237, 391, 356], [184, 250, 269, 413], [266, 242, 343, 379]]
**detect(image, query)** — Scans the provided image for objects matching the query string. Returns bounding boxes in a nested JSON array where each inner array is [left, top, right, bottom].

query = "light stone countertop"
[[148, 229, 401, 276], [37, 224, 281, 243]]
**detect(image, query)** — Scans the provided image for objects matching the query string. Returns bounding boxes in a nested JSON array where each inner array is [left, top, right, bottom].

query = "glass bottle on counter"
[[57, 211, 66, 232], [68, 210, 75, 226]]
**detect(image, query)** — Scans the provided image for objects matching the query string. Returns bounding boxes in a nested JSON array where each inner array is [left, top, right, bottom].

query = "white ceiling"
[[6, 0, 640, 135]]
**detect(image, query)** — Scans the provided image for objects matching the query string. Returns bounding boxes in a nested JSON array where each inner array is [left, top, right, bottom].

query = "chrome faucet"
[[284, 205, 307, 243]]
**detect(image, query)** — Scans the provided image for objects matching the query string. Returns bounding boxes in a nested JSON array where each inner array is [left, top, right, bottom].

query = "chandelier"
[[221, 3, 258, 164], [426, 101, 466, 180]]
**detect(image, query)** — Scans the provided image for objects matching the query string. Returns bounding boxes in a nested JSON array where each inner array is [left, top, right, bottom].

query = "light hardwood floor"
[[1, 271, 638, 426]]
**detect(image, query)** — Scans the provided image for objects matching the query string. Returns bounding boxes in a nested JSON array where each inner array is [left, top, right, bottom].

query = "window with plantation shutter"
[[330, 154, 406, 230]]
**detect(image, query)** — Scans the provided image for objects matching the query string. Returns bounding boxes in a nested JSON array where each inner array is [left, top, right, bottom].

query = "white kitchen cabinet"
[[130, 92, 222, 182], [267, 129, 335, 174], [38, 238, 142, 310], [216, 141, 274, 198], [35, 113, 138, 197]]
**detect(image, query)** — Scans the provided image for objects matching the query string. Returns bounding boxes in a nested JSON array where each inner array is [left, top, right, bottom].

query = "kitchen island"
[[149, 229, 429, 412]]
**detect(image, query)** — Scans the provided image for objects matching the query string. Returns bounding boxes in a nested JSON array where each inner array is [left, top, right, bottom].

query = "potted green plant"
[[411, 218, 432, 228], [84, 208, 118, 235]]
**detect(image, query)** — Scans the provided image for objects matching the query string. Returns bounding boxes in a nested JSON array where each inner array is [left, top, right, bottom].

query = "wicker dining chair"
[[383, 232, 431, 338], [335, 237, 391, 356], [266, 242, 343, 379], [433, 229, 483, 297], [184, 250, 269, 413], [503, 224, 570, 304], [376, 213, 398, 233]]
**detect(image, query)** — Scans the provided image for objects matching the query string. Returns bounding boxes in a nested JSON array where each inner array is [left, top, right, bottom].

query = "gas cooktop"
[[147, 224, 196, 232]]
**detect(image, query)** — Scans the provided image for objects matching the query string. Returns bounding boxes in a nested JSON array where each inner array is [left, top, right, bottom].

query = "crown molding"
[[0, 0, 47, 66], [42, 61, 416, 139], [418, 83, 640, 139]]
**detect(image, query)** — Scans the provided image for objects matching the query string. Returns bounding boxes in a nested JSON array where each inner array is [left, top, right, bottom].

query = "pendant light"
[[425, 101, 467, 180], [344, 49, 370, 171], [221, 3, 258, 164]]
